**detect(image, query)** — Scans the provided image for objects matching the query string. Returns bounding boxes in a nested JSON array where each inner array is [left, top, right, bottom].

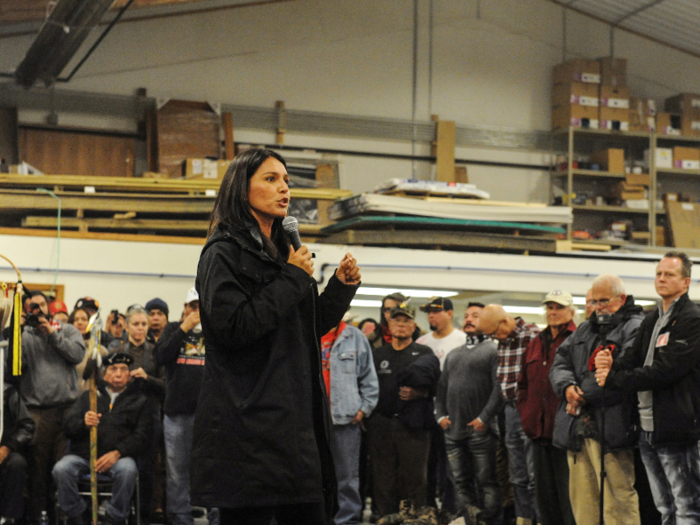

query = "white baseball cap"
[[543, 289, 574, 307], [185, 287, 199, 304]]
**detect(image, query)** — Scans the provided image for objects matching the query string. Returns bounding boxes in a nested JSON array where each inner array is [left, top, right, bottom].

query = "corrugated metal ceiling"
[[555, 0, 700, 58]]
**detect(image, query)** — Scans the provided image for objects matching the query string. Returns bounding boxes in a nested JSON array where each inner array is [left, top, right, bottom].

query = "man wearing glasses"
[[595, 252, 700, 525], [550, 275, 644, 525]]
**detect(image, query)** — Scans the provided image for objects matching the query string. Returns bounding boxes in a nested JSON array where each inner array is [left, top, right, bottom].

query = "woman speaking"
[[191, 148, 361, 525]]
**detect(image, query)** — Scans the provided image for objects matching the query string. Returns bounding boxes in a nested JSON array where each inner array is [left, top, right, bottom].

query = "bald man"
[[478, 305, 540, 525]]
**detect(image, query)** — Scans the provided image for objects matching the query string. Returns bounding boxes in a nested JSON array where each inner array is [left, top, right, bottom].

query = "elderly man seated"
[[53, 353, 151, 525]]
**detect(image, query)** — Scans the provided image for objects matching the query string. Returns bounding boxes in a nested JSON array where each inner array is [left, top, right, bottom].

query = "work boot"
[[377, 500, 415, 525], [403, 505, 438, 525]]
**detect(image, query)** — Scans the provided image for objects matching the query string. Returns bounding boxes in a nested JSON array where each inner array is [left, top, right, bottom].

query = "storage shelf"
[[656, 168, 700, 176], [655, 134, 700, 144], [553, 169, 627, 178], [552, 127, 651, 140], [571, 204, 665, 215]]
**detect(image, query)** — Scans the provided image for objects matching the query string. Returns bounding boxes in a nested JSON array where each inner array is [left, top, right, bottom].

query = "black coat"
[[396, 352, 440, 430], [1, 383, 35, 454], [606, 292, 700, 446], [63, 382, 151, 460], [190, 225, 357, 513]]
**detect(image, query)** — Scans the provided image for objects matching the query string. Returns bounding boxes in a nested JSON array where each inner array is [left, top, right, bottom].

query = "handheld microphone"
[[282, 216, 303, 251], [282, 216, 315, 258]]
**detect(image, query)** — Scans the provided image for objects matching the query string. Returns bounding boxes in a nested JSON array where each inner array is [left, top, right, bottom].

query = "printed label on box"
[[202, 159, 218, 179], [574, 72, 601, 83], [674, 160, 700, 170], [692, 99, 700, 108], [682, 203, 695, 211], [662, 127, 682, 136], [571, 95, 599, 107], [191, 159, 203, 175], [601, 98, 630, 109], [692, 121, 700, 130]]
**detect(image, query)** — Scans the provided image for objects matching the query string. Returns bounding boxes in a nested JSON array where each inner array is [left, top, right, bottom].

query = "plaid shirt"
[[497, 317, 540, 401]]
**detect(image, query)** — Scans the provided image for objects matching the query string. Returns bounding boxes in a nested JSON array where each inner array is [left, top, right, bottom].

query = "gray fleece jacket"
[[435, 337, 504, 440], [19, 323, 85, 408]]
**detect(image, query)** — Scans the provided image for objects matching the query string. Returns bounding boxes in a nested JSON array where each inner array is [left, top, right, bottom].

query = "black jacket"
[[190, 225, 357, 513], [396, 352, 440, 430], [1, 383, 35, 454], [606, 292, 700, 446], [63, 382, 151, 460], [550, 296, 644, 451]]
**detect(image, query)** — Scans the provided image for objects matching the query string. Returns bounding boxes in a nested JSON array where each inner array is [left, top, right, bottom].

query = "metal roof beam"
[[612, 0, 670, 27]]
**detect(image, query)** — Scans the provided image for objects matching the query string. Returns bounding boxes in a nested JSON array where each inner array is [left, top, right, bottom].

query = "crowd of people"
[[2, 249, 700, 525]]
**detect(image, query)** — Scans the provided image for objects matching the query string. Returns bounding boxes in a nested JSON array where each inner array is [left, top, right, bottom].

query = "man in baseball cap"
[[153, 287, 204, 525]]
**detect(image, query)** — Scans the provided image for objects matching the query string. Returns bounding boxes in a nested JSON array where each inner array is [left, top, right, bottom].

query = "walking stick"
[[595, 314, 613, 525], [84, 314, 102, 525]]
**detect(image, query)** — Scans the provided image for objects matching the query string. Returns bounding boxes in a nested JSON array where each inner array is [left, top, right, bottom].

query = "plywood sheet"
[[156, 100, 221, 177], [18, 127, 136, 177], [667, 201, 700, 249]]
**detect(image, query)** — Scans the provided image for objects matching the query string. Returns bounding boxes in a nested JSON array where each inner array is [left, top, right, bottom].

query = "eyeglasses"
[[589, 296, 618, 307]]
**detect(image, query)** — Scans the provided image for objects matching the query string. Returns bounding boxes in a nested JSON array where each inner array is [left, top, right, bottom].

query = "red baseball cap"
[[49, 300, 69, 316]]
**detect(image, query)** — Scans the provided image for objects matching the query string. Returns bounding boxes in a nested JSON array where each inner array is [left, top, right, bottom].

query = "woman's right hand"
[[288, 245, 314, 277]]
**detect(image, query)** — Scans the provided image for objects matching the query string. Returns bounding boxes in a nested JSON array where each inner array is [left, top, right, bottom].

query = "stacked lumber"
[[0, 174, 350, 239]]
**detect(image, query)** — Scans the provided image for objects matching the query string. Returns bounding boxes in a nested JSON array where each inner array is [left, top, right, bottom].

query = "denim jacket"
[[329, 325, 379, 425]]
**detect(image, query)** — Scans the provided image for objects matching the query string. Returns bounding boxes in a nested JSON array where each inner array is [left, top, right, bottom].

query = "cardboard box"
[[629, 98, 656, 132], [657, 112, 682, 135], [553, 59, 601, 85], [590, 148, 625, 173], [599, 107, 629, 131], [625, 173, 651, 186], [665, 93, 700, 117], [665, 192, 678, 203], [655, 225, 666, 247], [680, 115, 700, 137], [552, 82, 599, 107], [600, 86, 629, 108], [644, 148, 673, 169], [598, 57, 627, 87], [182, 158, 230, 179], [673, 146, 700, 169], [552, 104, 599, 129], [612, 181, 646, 200]]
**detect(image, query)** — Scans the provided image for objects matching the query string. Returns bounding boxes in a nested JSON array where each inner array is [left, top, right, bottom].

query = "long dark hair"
[[208, 148, 290, 259]]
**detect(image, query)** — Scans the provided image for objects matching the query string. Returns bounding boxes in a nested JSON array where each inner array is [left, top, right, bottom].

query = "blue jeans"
[[639, 431, 700, 525], [330, 423, 363, 525], [446, 430, 502, 524], [504, 405, 537, 521], [52, 454, 137, 521], [164, 414, 195, 525]]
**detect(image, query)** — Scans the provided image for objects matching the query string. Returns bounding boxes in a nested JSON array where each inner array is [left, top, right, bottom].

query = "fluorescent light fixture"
[[350, 299, 383, 308], [572, 297, 587, 305], [355, 287, 459, 298], [635, 300, 657, 306], [503, 306, 545, 315]]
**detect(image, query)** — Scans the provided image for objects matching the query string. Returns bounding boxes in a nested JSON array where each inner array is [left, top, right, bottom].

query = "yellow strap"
[[12, 289, 21, 375]]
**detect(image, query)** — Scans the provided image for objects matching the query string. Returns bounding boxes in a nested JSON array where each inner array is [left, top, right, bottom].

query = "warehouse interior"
[[2, 0, 700, 327]]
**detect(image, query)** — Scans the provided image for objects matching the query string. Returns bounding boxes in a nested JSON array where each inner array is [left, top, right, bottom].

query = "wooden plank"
[[0, 175, 352, 199], [435, 120, 456, 183], [0, 191, 214, 213], [23, 217, 210, 231], [320, 216, 565, 234], [222, 112, 235, 160], [667, 201, 700, 249], [18, 127, 136, 177], [319, 229, 557, 253], [0, 226, 207, 245]]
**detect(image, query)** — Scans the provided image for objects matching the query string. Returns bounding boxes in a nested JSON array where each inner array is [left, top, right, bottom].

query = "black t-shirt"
[[372, 341, 433, 417], [153, 321, 206, 416]]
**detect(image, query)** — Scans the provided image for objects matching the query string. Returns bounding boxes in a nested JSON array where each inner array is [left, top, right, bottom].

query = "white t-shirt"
[[416, 328, 467, 370]]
